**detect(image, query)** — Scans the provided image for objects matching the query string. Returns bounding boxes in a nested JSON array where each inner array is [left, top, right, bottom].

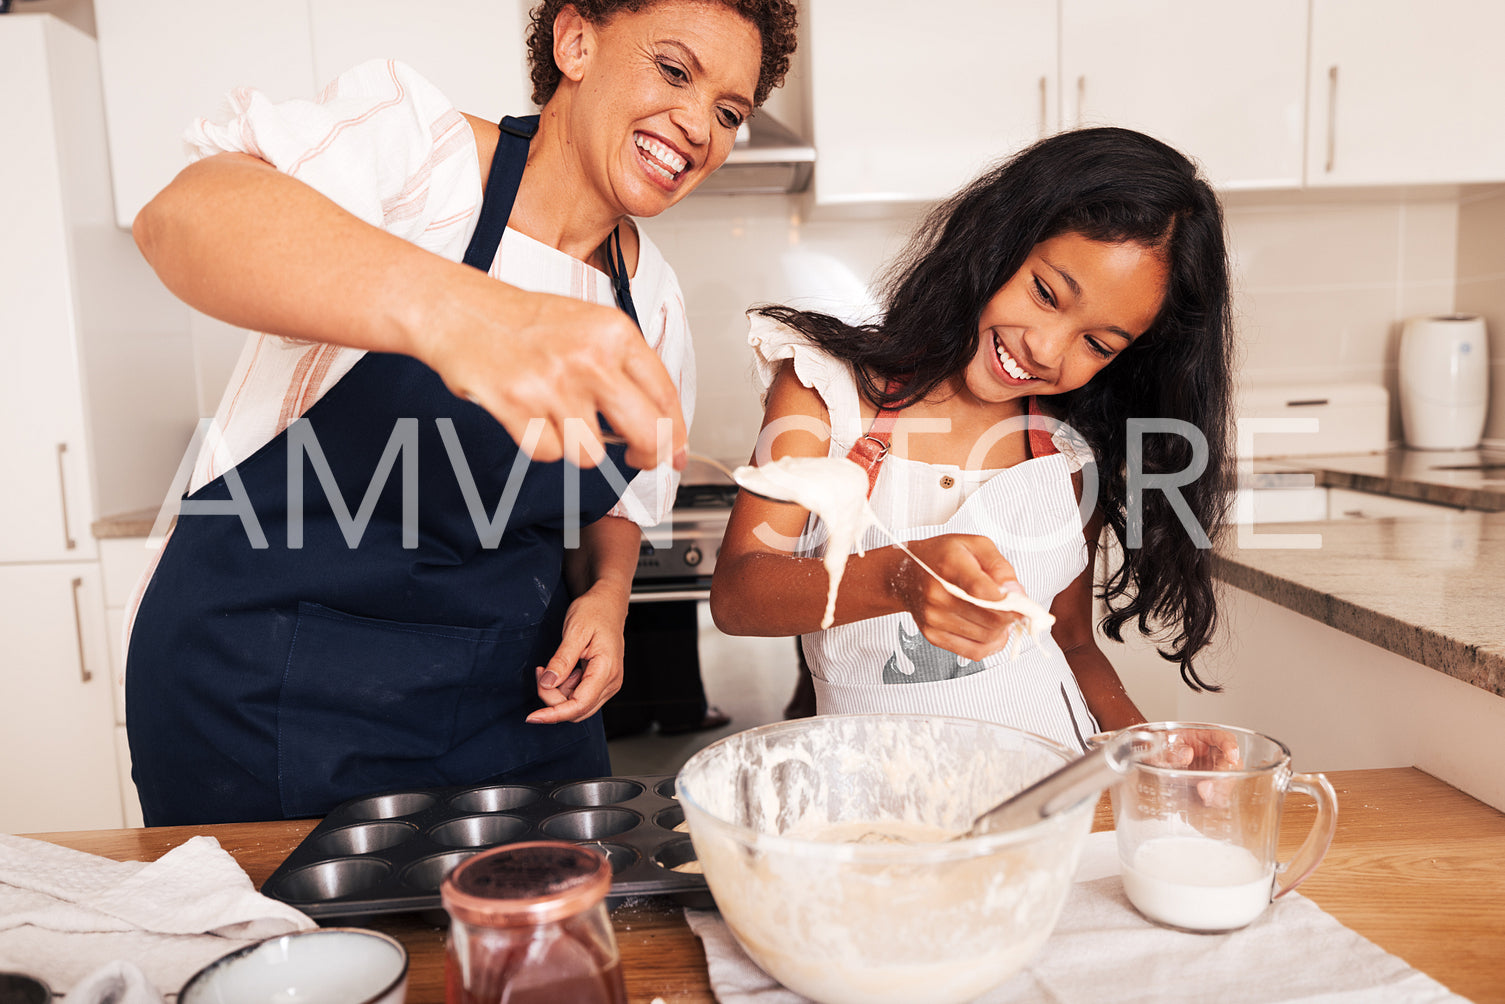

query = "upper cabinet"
[[1061, 0, 1308, 191], [1306, 0, 1505, 186], [307, 0, 531, 126], [95, 0, 532, 230], [808, 0, 1058, 205], [94, 0, 316, 230]]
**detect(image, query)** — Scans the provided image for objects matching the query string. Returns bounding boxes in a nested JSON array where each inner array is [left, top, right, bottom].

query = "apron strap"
[[462, 115, 536, 272], [461, 114, 642, 332], [1026, 396, 1060, 459], [845, 381, 906, 498]]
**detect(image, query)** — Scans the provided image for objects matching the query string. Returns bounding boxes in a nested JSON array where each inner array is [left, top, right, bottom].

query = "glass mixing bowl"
[[675, 714, 1093, 1004]]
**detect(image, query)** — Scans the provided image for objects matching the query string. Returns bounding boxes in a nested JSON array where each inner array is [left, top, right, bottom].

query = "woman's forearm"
[[566, 515, 642, 604], [133, 152, 487, 361]]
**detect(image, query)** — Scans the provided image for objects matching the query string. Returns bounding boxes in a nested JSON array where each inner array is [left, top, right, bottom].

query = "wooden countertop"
[[24, 767, 1505, 1004]]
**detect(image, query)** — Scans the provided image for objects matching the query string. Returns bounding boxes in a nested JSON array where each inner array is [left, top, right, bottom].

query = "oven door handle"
[[628, 587, 712, 603]]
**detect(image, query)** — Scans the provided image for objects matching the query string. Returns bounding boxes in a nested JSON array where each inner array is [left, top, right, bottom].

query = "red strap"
[[844, 402, 902, 498], [1027, 396, 1059, 459]]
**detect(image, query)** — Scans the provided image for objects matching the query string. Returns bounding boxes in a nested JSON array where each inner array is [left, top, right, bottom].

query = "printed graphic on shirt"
[[881, 624, 987, 684]]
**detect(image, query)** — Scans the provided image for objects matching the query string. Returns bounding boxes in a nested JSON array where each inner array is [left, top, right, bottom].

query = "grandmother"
[[125, 0, 798, 825]]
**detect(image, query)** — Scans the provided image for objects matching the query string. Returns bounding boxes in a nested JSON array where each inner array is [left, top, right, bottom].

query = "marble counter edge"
[[1311, 469, 1505, 512], [1211, 553, 1505, 699], [91, 508, 160, 539]]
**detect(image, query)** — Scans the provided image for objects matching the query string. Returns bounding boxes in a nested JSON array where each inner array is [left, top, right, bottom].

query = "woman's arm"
[[709, 364, 1027, 661], [1051, 514, 1146, 733], [527, 514, 641, 724], [132, 149, 684, 471]]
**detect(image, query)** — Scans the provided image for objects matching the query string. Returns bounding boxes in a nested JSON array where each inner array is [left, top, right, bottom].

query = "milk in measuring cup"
[[1120, 834, 1274, 931]]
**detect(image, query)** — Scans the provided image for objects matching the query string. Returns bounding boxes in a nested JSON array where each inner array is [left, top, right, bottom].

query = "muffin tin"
[[261, 774, 710, 919]]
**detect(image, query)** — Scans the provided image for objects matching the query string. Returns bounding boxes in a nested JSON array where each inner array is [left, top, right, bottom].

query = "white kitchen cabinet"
[[95, 0, 534, 231], [0, 564, 122, 833], [2, 15, 195, 833], [1, 19, 100, 564], [807, 0, 1057, 205], [309, 0, 532, 126], [1307, 0, 1505, 186], [93, 0, 316, 230], [1060, 0, 1307, 190]]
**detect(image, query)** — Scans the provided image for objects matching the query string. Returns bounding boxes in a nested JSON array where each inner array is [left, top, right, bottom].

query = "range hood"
[[694, 112, 814, 195]]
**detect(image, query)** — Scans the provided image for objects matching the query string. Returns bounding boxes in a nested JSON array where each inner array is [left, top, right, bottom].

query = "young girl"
[[709, 127, 1235, 750]]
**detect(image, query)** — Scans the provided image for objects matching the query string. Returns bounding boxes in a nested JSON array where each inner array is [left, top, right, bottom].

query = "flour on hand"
[[734, 456, 1056, 645]]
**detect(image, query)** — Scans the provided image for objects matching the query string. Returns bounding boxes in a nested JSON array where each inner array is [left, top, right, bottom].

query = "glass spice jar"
[[441, 841, 626, 1004]]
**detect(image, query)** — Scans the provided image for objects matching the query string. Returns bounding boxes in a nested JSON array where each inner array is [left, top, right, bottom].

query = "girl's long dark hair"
[[756, 127, 1235, 690]]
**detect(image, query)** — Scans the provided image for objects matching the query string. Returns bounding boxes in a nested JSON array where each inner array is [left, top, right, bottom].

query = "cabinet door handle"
[[1325, 65, 1339, 173], [1038, 76, 1048, 137], [1076, 75, 1086, 128], [56, 442, 77, 550], [70, 576, 92, 683]]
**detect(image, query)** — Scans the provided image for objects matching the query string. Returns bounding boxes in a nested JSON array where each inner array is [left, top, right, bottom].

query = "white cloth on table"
[[0, 833, 315, 998], [684, 830, 1468, 1004]]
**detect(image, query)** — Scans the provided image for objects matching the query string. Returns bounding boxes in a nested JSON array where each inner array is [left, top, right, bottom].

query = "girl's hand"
[[526, 585, 629, 724], [893, 534, 1029, 661]]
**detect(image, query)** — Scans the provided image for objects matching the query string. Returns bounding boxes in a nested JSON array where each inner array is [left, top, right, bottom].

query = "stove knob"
[[683, 544, 703, 567]]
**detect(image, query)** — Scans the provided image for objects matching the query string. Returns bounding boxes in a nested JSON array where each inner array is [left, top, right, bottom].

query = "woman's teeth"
[[995, 339, 1038, 381], [635, 134, 687, 181]]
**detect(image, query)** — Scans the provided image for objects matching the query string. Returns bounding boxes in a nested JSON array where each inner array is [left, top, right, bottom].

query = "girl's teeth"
[[996, 341, 1037, 380], [635, 134, 687, 179]]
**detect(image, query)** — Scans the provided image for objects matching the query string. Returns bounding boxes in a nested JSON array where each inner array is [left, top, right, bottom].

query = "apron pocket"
[[276, 601, 532, 817]]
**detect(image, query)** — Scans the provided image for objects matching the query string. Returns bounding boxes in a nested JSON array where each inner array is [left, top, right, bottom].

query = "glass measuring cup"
[[1108, 721, 1337, 932]]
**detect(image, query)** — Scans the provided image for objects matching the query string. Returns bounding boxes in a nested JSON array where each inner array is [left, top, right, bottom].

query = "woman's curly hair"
[[525, 0, 797, 107]]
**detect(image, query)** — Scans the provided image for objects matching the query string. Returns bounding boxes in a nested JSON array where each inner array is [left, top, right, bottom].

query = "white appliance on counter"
[[1233, 382, 1389, 525], [1398, 314, 1490, 451]]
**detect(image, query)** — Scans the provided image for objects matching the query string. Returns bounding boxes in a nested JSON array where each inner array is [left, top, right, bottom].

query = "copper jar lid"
[[441, 841, 612, 927]]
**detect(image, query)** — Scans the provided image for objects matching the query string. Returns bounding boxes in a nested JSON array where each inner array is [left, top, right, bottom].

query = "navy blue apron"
[[126, 116, 642, 826]]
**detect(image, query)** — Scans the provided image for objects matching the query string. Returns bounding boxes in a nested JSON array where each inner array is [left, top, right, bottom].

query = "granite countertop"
[[1221, 446, 1505, 698], [1257, 446, 1505, 512]]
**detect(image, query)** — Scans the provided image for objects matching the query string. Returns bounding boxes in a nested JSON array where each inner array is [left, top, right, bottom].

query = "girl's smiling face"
[[563, 0, 761, 217], [961, 232, 1170, 405]]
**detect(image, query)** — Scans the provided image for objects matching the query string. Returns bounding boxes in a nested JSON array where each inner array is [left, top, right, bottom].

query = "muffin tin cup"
[[262, 774, 710, 919]]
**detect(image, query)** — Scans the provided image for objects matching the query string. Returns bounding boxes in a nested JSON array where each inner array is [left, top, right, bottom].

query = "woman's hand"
[[893, 534, 1030, 661], [417, 278, 687, 472], [526, 583, 630, 725]]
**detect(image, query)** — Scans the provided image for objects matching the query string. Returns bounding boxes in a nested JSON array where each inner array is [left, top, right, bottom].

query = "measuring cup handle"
[[1273, 771, 1338, 899]]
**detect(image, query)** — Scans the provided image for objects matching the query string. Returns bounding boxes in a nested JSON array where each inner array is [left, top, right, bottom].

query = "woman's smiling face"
[[961, 231, 1170, 405], [562, 0, 761, 217]]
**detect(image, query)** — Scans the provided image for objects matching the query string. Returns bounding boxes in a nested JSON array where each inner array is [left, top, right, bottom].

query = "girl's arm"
[[1051, 513, 1147, 733], [528, 515, 641, 724], [132, 148, 684, 471], [709, 363, 1027, 661]]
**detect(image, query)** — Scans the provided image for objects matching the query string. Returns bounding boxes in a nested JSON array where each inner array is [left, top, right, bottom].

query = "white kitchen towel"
[[685, 831, 1468, 1004], [0, 833, 316, 996]]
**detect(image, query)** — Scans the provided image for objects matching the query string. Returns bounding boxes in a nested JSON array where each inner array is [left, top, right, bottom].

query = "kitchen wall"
[[1456, 186, 1505, 443]]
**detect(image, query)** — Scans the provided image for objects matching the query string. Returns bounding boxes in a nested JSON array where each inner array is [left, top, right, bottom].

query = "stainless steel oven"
[[628, 480, 737, 602]]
